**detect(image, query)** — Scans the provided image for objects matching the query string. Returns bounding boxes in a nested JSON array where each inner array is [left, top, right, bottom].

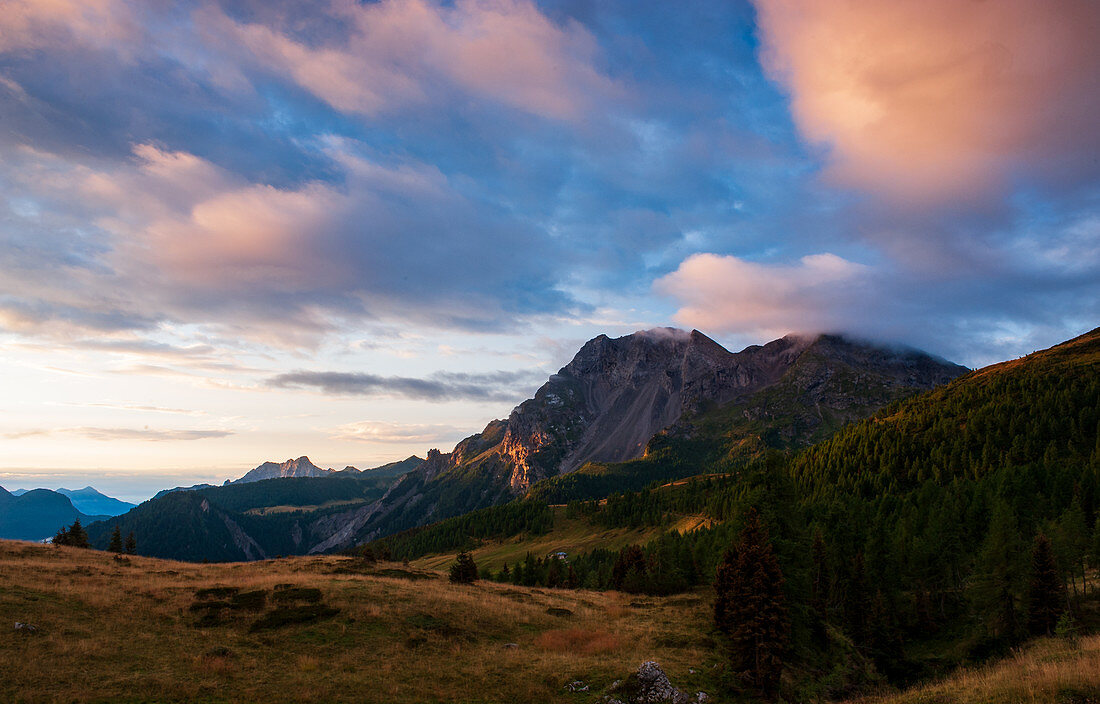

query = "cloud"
[[4, 427, 233, 442], [0, 141, 577, 342], [0, 0, 137, 54], [268, 368, 543, 402], [753, 0, 1100, 205], [657, 239, 1100, 366], [656, 253, 870, 339], [201, 0, 617, 121], [330, 421, 468, 444]]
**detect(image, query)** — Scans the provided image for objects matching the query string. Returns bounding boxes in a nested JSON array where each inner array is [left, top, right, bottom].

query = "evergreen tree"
[[54, 519, 90, 549], [124, 531, 137, 555], [810, 531, 830, 645], [1027, 533, 1066, 635], [713, 508, 789, 698], [967, 501, 1025, 642], [108, 526, 123, 553], [611, 545, 647, 593], [449, 551, 478, 584], [843, 552, 870, 646]]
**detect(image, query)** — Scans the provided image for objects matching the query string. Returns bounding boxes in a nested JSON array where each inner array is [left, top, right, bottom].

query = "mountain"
[[87, 460, 423, 561], [365, 326, 1099, 693], [152, 456, 425, 499], [232, 456, 331, 484], [312, 329, 966, 551], [152, 483, 220, 499], [57, 487, 135, 517], [0, 488, 108, 541], [10, 488, 27, 496]]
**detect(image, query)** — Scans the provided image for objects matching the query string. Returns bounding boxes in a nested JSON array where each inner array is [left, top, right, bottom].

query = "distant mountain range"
[[86, 457, 425, 561], [153, 455, 425, 499], [0, 487, 109, 541]]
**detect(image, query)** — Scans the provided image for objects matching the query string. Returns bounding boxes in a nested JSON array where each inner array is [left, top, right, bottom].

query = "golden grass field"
[[4, 539, 1099, 704], [411, 506, 713, 572], [0, 539, 718, 704]]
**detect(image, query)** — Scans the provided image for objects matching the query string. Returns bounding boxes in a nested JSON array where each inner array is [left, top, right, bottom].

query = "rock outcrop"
[[232, 456, 331, 484], [603, 661, 707, 704]]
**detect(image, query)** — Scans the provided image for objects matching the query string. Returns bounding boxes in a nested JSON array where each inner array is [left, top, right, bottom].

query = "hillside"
[[0, 539, 718, 704], [323, 330, 964, 550], [0, 488, 107, 541], [2, 539, 1097, 704], [86, 472, 417, 562]]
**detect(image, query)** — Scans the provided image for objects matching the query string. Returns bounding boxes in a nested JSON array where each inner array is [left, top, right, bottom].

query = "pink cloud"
[[202, 0, 617, 120], [753, 0, 1100, 205], [655, 252, 870, 338], [0, 0, 137, 54]]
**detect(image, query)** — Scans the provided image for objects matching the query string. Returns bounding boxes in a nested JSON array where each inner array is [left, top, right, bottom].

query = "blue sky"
[[1, 0, 1097, 499]]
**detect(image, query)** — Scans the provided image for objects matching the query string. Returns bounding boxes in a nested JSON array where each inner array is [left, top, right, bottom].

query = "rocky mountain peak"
[[233, 455, 330, 484]]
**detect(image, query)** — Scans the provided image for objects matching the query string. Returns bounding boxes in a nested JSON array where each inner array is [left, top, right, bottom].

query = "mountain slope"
[[57, 487, 135, 517], [88, 467, 422, 561], [0, 488, 107, 541], [321, 329, 965, 550]]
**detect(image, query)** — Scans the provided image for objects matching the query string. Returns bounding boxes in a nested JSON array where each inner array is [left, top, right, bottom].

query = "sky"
[[1, 0, 1097, 501]]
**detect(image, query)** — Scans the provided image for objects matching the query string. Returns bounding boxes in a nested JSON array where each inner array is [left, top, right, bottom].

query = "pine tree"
[[449, 551, 478, 584], [713, 508, 789, 697], [810, 531, 830, 645], [108, 526, 123, 553], [124, 531, 137, 555], [844, 552, 870, 646], [967, 501, 1025, 642], [1027, 533, 1066, 635], [57, 520, 90, 549]]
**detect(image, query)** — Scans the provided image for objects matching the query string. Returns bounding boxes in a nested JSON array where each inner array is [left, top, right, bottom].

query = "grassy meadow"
[[4, 539, 1099, 704], [410, 504, 713, 572], [0, 539, 718, 704]]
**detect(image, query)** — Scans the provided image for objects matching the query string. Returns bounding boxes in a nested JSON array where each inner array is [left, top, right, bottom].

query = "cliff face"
[[315, 329, 967, 550]]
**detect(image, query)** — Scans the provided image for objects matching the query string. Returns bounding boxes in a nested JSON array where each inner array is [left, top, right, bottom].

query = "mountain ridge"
[[313, 328, 966, 551]]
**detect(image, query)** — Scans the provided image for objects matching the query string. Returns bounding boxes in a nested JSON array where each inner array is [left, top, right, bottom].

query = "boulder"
[[602, 661, 707, 704]]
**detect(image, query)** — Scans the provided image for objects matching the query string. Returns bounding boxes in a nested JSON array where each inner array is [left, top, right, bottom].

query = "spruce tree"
[[713, 508, 789, 697], [108, 526, 123, 553], [449, 551, 478, 584], [1027, 533, 1065, 635], [844, 552, 870, 646], [810, 531, 830, 645], [124, 532, 137, 555], [967, 501, 1025, 642]]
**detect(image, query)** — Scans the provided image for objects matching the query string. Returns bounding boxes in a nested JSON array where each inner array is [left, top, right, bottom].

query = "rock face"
[[233, 456, 331, 484], [314, 329, 967, 550], [604, 662, 707, 704]]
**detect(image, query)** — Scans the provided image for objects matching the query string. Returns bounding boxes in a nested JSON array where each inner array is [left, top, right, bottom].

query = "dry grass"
[[411, 505, 710, 572], [534, 628, 623, 655], [0, 539, 719, 704], [852, 635, 1100, 704]]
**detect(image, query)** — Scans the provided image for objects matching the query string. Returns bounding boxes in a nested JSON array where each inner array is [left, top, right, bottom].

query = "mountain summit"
[[233, 456, 331, 484], [309, 329, 967, 551]]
